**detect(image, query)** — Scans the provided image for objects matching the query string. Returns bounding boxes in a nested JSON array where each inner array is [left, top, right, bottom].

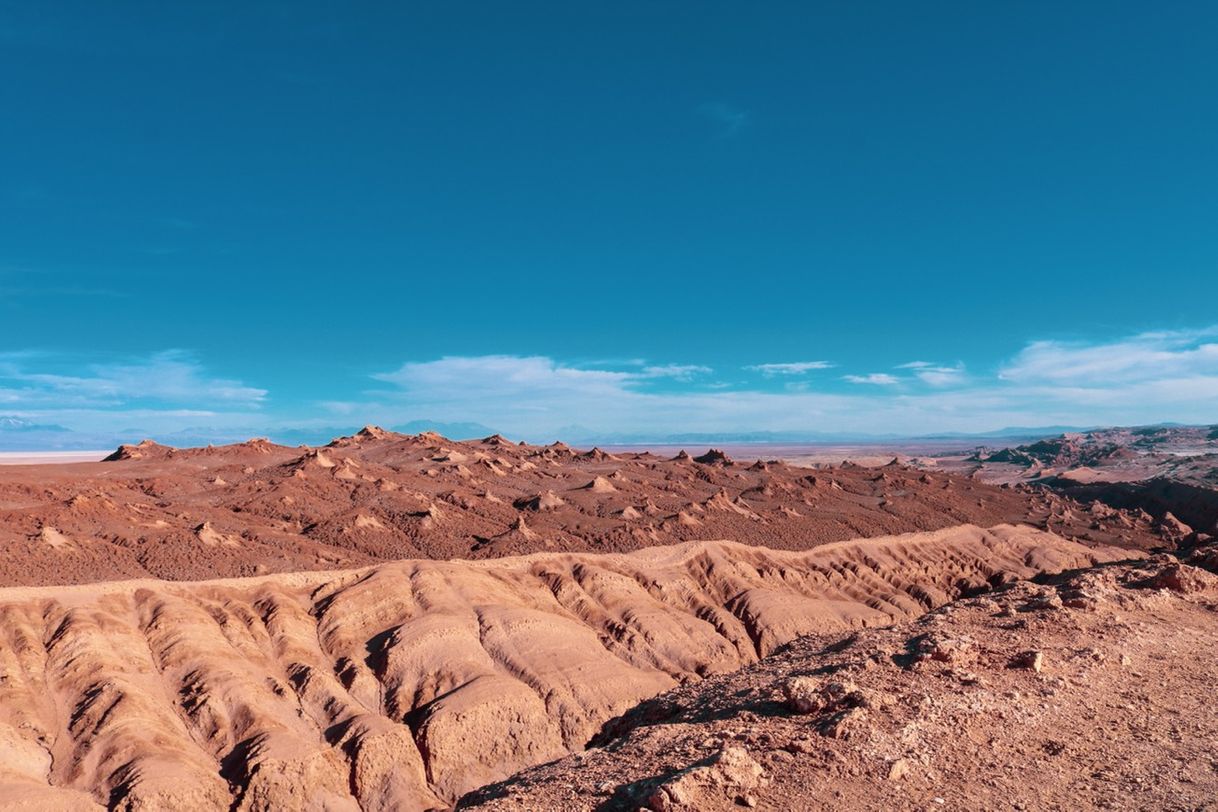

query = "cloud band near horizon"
[[2, 327, 1216, 442]]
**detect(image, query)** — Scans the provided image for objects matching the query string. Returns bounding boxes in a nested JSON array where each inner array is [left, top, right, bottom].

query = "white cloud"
[[7, 326, 1218, 445], [368, 357, 923, 439], [365, 327, 1218, 439], [373, 355, 634, 400], [915, 368, 964, 386], [699, 102, 750, 138], [999, 328, 1218, 385], [641, 364, 713, 380], [896, 362, 965, 387], [0, 351, 269, 438], [364, 355, 992, 439], [746, 361, 834, 376], [319, 400, 361, 416], [0, 350, 265, 407], [972, 328, 1218, 427], [843, 373, 900, 386]]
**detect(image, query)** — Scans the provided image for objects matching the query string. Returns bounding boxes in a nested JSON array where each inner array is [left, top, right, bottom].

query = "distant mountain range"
[[555, 425, 1102, 446], [0, 417, 499, 451], [0, 415, 1205, 452], [0, 417, 100, 450], [270, 420, 498, 446], [0, 416, 72, 433]]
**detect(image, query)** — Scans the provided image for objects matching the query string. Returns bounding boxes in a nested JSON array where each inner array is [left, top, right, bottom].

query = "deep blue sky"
[[2, 2, 1217, 442]]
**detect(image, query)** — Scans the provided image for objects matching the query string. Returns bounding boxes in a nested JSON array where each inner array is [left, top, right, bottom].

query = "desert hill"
[[0, 428, 1208, 810], [932, 424, 1218, 543], [958, 424, 1218, 490], [0, 524, 1133, 809], [462, 545, 1218, 811], [0, 429, 1171, 588]]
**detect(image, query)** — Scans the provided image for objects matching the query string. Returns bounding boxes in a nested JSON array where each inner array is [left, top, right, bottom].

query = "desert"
[[5, 3, 1218, 809], [0, 428, 1171, 588], [1, 428, 1215, 809]]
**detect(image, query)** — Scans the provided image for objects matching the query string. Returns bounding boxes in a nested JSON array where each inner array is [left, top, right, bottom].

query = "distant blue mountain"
[[0, 416, 100, 451], [391, 420, 498, 440], [550, 426, 1099, 445], [3, 417, 1211, 453], [0, 416, 71, 433]]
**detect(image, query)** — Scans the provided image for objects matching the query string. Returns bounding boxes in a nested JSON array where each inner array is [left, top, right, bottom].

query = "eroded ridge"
[[0, 524, 1134, 809]]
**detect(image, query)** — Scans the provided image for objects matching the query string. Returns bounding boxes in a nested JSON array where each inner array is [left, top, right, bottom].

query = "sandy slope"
[[0, 524, 1131, 810]]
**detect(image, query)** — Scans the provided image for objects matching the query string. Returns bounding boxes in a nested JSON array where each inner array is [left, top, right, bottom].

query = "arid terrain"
[[0, 428, 1169, 588], [8, 1, 1216, 808], [935, 425, 1218, 487], [462, 547, 1218, 811], [0, 428, 1214, 810], [923, 425, 1218, 547]]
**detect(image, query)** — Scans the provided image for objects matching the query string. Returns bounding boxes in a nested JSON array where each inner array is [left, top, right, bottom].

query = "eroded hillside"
[[0, 524, 1130, 809], [462, 548, 1218, 811]]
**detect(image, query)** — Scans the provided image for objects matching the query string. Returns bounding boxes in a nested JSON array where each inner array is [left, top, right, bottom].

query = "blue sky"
[[2, 2, 1217, 443]]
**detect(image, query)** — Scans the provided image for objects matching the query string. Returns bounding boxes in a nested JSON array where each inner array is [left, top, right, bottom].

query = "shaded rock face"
[[693, 449, 734, 466], [1042, 478, 1218, 538], [0, 525, 1129, 808], [951, 425, 1218, 530], [101, 438, 174, 462], [513, 491, 566, 511]]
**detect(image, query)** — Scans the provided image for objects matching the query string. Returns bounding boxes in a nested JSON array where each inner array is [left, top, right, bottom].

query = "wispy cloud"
[[6, 326, 1217, 444], [641, 364, 713, 381], [0, 350, 268, 432], [746, 361, 834, 376], [0, 286, 129, 299], [999, 328, 1218, 385], [843, 373, 900, 386], [897, 361, 965, 387], [373, 355, 634, 400], [0, 266, 128, 300], [0, 350, 266, 406], [699, 102, 750, 138], [362, 326, 1218, 439]]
